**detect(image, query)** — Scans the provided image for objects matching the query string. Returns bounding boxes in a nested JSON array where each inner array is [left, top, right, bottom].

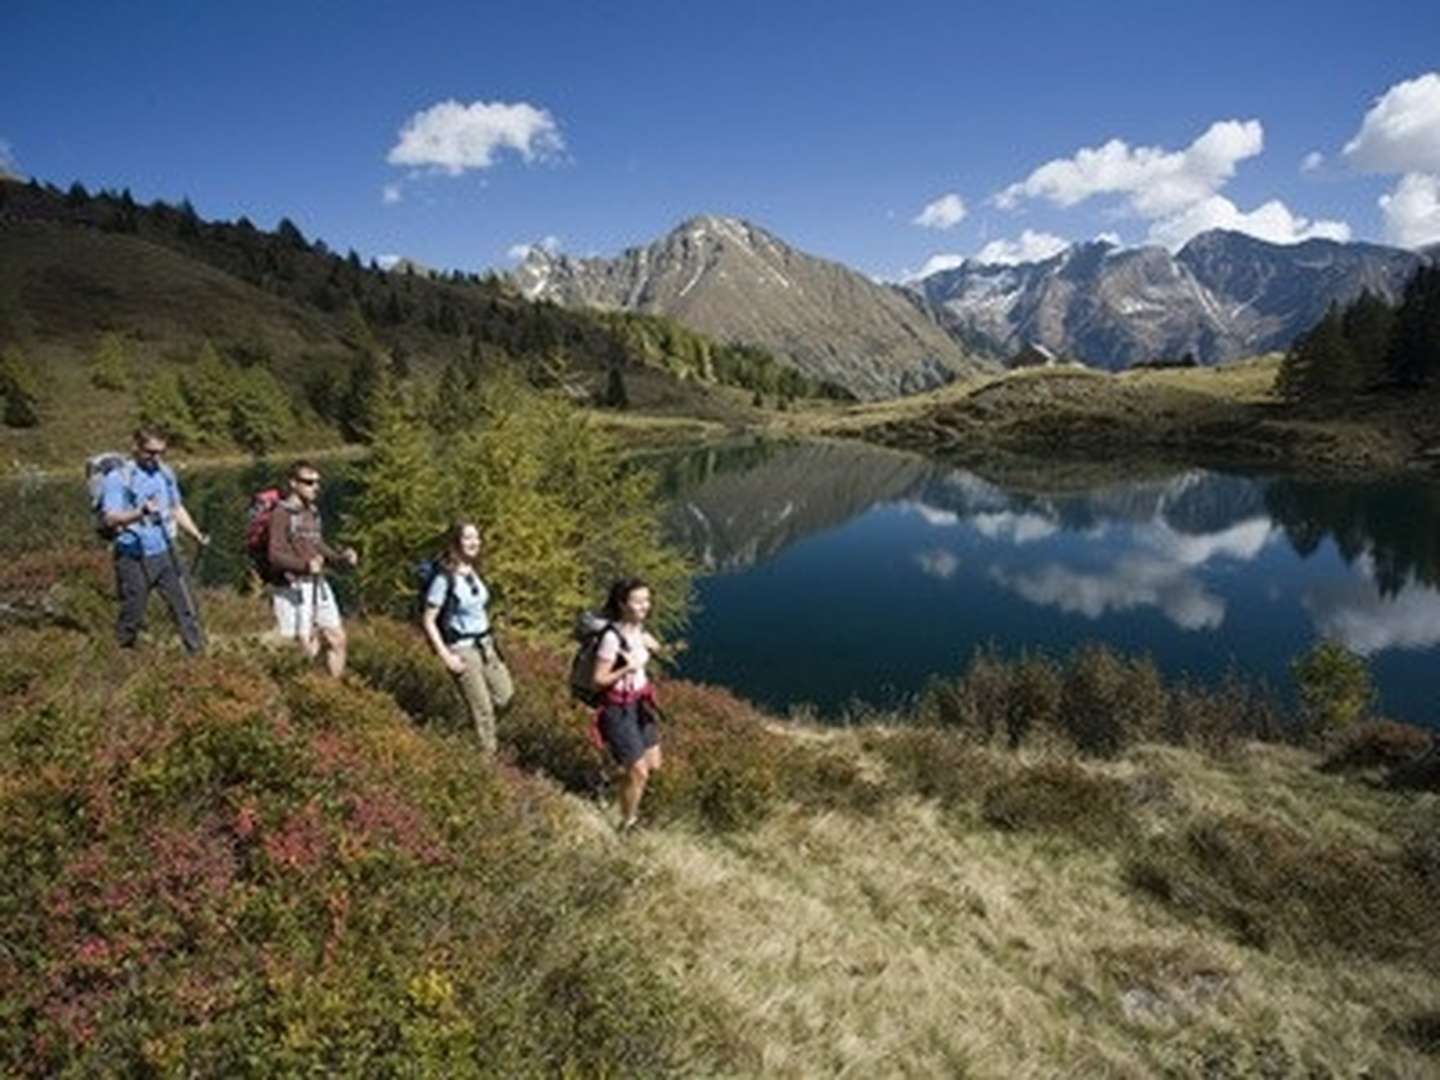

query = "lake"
[[654, 440, 1440, 729], [10, 440, 1437, 729]]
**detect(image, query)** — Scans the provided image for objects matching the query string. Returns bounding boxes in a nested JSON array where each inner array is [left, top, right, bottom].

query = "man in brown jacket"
[[267, 460, 358, 676]]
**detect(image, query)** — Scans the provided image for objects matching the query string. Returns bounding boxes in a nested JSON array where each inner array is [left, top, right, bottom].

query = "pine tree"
[[429, 360, 480, 435], [181, 341, 239, 443], [602, 364, 630, 409], [90, 332, 131, 391], [135, 372, 200, 446], [1388, 265, 1440, 387], [0, 346, 41, 427], [1340, 290, 1395, 390], [338, 349, 383, 442], [345, 382, 447, 613], [229, 366, 294, 455]]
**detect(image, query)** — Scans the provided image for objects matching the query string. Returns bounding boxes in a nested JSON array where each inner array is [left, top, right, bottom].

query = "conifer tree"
[[229, 366, 294, 455], [89, 332, 130, 391], [1388, 265, 1440, 386], [181, 341, 239, 443], [602, 364, 630, 409], [135, 371, 200, 446], [430, 360, 480, 435], [338, 349, 383, 442], [1340, 289, 1395, 390], [0, 346, 41, 427], [345, 381, 447, 612]]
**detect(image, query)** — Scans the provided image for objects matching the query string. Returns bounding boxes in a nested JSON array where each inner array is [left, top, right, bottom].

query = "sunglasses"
[[139, 445, 167, 456], [465, 573, 481, 596], [295, 476, 321, 486]]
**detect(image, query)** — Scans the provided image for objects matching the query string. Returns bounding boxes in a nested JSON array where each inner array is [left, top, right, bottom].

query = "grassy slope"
[[825, 358, 1440, 476], [0, 219, 761, 470], [3, 555, 1437, 1076]]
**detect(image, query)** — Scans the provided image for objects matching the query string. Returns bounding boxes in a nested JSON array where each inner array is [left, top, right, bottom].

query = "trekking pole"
[[308, 573, 321, 652], [161, 512, 205, 650]]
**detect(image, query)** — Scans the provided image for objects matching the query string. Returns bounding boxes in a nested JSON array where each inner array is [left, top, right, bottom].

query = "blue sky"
[[5, 1, 1439, 279]]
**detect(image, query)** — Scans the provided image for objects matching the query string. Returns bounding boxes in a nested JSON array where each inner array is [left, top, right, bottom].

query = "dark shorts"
[[599, 701, 660, 768]]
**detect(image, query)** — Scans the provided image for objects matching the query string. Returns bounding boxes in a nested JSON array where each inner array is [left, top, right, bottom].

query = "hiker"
[[100, 427, 209, 654], [593, 578, 664, 832], [420, 521, 514, 752], [265, 460, 358, 676]]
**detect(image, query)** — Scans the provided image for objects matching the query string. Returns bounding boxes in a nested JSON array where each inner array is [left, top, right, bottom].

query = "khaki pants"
[[453, 638, 513, 752]]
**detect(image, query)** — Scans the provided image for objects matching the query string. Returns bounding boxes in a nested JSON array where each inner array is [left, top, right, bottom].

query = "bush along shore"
[[3, 547, 1439, 1077]]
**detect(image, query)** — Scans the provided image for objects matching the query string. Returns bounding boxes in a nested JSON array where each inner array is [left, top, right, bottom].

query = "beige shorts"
[[271, 578, 341, 639]]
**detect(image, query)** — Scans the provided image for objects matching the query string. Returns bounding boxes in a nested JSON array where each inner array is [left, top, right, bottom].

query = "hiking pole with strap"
[[160, 509, 205, 651], [307, 573, 321, 652]]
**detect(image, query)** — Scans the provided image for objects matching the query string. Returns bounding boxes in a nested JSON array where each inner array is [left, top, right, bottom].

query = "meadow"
[[3, 547, 1437, 1076]]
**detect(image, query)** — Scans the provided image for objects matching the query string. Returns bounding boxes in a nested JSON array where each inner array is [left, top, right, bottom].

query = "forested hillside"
[[0, 177, 828, 463]]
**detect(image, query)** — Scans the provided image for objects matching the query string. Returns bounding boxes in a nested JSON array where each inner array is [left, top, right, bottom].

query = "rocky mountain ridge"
[[512, 215, 990, 400], [912, 231, 1428, 370]]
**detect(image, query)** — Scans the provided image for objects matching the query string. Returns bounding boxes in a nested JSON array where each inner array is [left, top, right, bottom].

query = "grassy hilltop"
[[3, 550, 1438, 1076]]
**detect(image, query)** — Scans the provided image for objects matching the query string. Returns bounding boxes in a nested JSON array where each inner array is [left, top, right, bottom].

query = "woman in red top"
[[593, 578, 663, 832]]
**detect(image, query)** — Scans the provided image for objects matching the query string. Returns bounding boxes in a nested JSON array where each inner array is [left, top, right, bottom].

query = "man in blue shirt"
[[100, 427, 210, 653]]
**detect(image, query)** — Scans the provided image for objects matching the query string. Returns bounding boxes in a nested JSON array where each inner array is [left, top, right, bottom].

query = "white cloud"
[[904, 501, 960, 527], [507, 235, 562, 261], [913, 193, 967, 229], [382, 183, 403, 204], [0, 138, 20, 178], [1378, 172, 1440, 249], [1139, 517, 1275, 565], [1342, 72, 1440, 175], [1301, 151, 1325, 174], [376, 254, 402, 270], [1303, 572, 1440, 655], [996, 119, 1263, 217], [989, 556, 1225, 631], [972, 511, 1058, 544], [1094, 231, 1123, 246], [387, 99, 564, 175], [1146, 195, 1351, 250], [975, 229, 1069, 265], [915, 549, 960, 580]]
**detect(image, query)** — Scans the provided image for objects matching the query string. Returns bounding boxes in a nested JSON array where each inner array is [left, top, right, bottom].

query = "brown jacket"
[[267, 496, 343, 580]]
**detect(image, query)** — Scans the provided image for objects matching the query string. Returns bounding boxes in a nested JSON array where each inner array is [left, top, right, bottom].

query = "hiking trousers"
[[452, 637, 513, 752], [115, 552, 205, 655]]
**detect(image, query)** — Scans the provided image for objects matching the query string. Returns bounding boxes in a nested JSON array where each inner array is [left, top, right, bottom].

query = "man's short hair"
[[133, 426, 166, 446], [289, 460, 319, 481]]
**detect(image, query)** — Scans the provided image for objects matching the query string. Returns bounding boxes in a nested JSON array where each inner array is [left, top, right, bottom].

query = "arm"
[[172, 503, 209, 545], [591, 630, 634, 691], [101, 472, 157, 529], [422, 603, 466, 674]]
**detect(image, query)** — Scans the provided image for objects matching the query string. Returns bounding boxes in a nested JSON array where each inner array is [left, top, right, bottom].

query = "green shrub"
[[499, 643, 610, 795], [1291, 639, 1375, 740], [1124, 813, 1436, 962], [867, 727, 992, 808], [781, 744, 893, 816], [0, 633, 695, 1076], [347, 617, 469, 730], [1319, 719, 1432, 774], [646, 681, 786, 832], [981, 760, 1135, 845], [1058, 645, 1168, 757]]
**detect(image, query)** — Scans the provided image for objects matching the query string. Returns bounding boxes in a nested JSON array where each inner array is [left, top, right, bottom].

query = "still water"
[[9, 440, 1435, 728], [655, 440, 1440, 729]]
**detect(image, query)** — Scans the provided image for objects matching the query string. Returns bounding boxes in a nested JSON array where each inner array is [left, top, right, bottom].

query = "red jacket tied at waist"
[[588, 683, 659, 748]]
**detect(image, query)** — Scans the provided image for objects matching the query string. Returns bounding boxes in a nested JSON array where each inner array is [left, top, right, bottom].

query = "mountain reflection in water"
[[661, 440, 1440, 729]]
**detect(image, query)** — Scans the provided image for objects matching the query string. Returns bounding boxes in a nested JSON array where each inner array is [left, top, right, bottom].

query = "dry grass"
[[579, 725, 1440, 1076]]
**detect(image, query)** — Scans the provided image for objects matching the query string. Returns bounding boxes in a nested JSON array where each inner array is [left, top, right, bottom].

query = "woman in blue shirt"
[[421, 521, 513, 752]]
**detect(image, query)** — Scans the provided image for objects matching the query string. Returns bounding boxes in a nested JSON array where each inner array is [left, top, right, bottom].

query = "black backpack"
[[415, 558, 462, 644]]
